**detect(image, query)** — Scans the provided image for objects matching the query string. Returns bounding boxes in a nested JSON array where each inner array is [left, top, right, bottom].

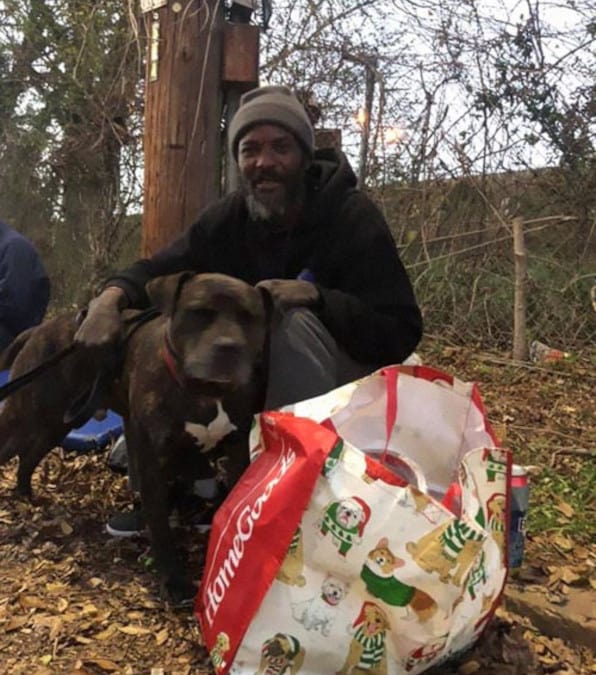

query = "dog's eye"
[[236, 308, 254, 324], [193, 308, 217, 322]]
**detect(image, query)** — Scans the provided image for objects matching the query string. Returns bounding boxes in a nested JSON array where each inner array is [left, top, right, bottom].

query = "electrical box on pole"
[[222, 22, 260, 193]]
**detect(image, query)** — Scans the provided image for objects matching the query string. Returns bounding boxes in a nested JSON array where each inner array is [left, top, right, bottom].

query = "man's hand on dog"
[[75, 287, 127, 348], [256, 279, 320, 313]]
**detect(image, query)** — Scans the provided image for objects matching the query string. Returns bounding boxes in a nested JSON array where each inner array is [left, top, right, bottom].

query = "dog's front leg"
[[127, 419, 196, 607]]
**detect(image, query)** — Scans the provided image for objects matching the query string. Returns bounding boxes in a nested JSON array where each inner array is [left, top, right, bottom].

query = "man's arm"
[[100, 215, 211, 308], [75, 216, 210, 347], [314, 192, 422, 365]]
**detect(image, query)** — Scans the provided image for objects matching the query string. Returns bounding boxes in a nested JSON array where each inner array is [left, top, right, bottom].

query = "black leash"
[[62, 307, 162, 426], [0, 343, 77, 404], [0, 307, 162, 410]]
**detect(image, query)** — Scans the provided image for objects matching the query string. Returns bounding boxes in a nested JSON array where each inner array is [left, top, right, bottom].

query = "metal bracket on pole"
[[141, 0, 167, 12], [149, 12, 161, 82]]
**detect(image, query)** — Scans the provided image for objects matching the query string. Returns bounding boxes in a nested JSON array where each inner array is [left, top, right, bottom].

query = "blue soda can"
[[509, 464, 529, 575]]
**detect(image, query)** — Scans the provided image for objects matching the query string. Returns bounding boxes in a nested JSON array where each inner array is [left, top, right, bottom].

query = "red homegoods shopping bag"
[[196, 366, 512, 674], [196, 413, 341, 671]]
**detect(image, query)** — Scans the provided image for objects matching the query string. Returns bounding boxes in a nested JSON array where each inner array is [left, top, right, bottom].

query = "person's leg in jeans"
[[265, 308, 377, 409]]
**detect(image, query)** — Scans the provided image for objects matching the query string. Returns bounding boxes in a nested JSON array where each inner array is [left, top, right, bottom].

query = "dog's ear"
[[256, 285, 275, 326], [146, 271, 195, 316]]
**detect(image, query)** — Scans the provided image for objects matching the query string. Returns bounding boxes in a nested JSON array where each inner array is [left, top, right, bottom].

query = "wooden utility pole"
[[222, 22, 259, 193], [141, 0, 224, 257]]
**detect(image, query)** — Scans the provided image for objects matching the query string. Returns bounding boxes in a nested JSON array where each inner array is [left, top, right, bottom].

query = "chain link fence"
[[377, 172, 596, 352]]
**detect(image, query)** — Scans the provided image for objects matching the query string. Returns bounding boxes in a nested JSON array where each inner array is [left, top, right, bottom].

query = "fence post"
[[512, 217, 528, 360]]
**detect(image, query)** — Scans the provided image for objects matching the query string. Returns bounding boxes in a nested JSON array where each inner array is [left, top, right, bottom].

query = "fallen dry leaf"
[[560, 568, 582, 585], [45, 582, 68, 594], [56, 597, 69, 612], [95, 624, 119, 641], [117, 624, 153, 636], [32, 615, 63, 639], [155, 627, 169, 646], [59, 519, 73, 535], [74, 635, 93, 645], [81, 657, 120, 671], [3, 616, 29, 632], [552, 534, 575, 552], [80, 603, 99, 615], [19, 595, 47, 609]]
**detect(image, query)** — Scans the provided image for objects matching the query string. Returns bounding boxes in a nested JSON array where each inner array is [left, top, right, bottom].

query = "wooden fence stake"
[[512, 217, 528, 360]]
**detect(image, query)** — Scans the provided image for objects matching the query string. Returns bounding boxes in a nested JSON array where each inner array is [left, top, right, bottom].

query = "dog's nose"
[[213, 336, 243, 355]]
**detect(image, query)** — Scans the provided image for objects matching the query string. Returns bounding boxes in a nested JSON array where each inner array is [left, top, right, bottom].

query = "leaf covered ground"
[[0, 341, 594, 674]]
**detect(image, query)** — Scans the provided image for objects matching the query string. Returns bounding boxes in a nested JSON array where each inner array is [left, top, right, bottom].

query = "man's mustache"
[[252, 170, 284, 183]]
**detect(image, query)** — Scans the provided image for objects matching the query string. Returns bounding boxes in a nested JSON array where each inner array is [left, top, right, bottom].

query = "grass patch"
[[527, 457, 595, 544]]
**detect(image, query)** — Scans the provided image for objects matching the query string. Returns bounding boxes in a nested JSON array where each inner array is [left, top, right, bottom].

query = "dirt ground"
[[0, 342, 594, 674]]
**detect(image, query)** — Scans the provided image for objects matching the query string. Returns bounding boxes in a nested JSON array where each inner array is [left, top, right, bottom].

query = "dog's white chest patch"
[[185, 401, 237, 452]]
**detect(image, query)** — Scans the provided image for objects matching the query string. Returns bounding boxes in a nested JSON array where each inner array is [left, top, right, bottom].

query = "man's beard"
[[243, 170, 306, 224]]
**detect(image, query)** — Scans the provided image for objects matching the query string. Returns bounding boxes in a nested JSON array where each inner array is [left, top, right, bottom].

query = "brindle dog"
[[0, 272, 269, 605]]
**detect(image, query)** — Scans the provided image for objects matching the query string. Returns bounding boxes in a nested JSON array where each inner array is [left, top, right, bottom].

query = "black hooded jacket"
[[106, 148, 422, 364]]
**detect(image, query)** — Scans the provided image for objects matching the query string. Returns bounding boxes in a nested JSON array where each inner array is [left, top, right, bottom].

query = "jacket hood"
[[306, 147, 357, 202]]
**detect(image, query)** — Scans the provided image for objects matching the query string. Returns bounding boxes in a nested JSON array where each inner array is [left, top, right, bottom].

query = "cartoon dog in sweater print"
[[210, 632, 231, 671], [361, 538, 438, 621], [276, 526, 306, 587], [256, 633, 305, 675], [320, 496, 371, 556], [406, 519, 485, 586], [403, 636, 448, 672], [336, 602, 389, 675], [486, 493, 507, 564]]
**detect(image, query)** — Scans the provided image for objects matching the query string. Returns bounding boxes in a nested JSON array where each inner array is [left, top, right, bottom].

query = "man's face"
[[237, 124, 307, 222]]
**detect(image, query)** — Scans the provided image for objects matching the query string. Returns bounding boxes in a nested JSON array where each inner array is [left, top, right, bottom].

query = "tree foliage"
[[0, 0, 142, 304], [260, 0, 595, 180], [0, 0, 593, 344]]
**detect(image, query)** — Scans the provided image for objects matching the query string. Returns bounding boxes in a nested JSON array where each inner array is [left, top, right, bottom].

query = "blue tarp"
[[0, 369, 123, 452]]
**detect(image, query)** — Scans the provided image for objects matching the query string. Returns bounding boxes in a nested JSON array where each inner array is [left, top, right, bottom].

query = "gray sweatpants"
[[264, 308, 378, 409]]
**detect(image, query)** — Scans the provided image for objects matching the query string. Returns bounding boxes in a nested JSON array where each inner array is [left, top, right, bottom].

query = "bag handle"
[[381, 365, 460, 513], [375, 367, 427, 492], [382, 366, 399, 456]]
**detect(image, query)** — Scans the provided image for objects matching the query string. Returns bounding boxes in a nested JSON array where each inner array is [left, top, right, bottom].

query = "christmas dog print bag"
[[196, 365, 512, 674]]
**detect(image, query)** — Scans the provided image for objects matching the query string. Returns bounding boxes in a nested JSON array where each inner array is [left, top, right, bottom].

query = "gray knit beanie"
[[229, 85, 315, 160]]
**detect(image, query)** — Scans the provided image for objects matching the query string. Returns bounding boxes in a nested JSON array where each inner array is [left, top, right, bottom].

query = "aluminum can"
[[529, 340, 569, 363], [509, 464, 529, 575]]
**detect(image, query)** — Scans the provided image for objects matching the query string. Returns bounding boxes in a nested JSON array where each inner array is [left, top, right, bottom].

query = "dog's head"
[[321, 575, 348, 605], [361, 603, 390, 637], [146, 272, 268, 389], [262, 633, 299, 660], [336, 497, 368, 532], [367, 538, 404, 574]]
